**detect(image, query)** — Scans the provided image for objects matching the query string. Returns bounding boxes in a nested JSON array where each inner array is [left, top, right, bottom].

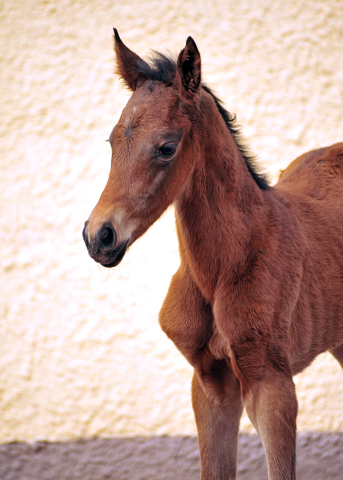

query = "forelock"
[[135, 52, 177, 85]]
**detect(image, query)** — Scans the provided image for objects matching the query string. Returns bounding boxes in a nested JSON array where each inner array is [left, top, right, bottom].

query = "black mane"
[[202, 85, 269, 190], [136, 52, 269, 190], [137, 51, 176, 85]]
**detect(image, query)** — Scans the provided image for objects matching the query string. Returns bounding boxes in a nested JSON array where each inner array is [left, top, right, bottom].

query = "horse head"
[[83, 30, 202, 267]]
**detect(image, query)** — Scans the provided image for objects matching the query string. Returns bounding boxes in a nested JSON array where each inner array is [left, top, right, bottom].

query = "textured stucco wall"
[[1, 0, 343, 454]]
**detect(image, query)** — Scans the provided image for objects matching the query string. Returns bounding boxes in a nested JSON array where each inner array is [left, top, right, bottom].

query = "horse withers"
[[82, 30, 343, 480]]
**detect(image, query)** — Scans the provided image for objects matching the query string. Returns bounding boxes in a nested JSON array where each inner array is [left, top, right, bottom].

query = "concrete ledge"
[[1, 433, 343, 480]]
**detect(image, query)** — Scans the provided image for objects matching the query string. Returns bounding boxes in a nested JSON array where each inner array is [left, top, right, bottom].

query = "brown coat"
[[83, 32, 343, 479]]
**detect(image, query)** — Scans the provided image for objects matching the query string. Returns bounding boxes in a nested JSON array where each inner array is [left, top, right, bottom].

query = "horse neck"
[[175, 92, 266, 301]]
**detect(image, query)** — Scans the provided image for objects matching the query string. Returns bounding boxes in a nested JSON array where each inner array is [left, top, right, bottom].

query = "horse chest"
[[207, 329, 231, 360]]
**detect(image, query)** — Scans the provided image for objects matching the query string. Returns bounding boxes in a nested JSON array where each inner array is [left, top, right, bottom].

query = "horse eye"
[[158, 142, 177, 159]]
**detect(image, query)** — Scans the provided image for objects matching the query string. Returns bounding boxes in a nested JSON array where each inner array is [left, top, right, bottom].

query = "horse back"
[[277, 142, 343, 201]]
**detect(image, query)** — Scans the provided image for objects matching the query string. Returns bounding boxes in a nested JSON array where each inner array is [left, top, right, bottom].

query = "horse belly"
[[289, 247, 343, 374]]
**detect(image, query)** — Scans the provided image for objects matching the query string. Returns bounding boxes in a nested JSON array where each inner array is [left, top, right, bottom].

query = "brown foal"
[[83, 31, 343, 479]]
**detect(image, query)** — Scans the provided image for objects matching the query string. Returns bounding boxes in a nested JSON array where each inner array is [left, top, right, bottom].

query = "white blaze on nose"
[[111, 208, 137, 243]]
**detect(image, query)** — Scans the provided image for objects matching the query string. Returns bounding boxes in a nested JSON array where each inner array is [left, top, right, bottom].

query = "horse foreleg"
[[242, 370, 298, 480], [160, 269, 243, 478], [330, 344, 343, 368], [192, 362, 243, 480]]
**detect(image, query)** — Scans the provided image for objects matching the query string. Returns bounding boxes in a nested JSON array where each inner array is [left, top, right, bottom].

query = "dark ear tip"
[[185, 36, 199, 55], [113, 28, 120, 42]]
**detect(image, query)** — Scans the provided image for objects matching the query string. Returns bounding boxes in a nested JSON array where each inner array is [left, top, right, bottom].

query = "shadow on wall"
[[0, 432, 342, 480]]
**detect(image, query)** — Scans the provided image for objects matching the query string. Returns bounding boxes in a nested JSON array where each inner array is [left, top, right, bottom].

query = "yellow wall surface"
[[1, 0, 343, 446]]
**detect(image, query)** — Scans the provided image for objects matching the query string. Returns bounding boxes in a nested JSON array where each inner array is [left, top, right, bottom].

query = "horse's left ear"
[[176, 37, 201, 97], [113, 29, 150, 91]]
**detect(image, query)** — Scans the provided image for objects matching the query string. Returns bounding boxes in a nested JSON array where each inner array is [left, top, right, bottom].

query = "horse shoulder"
[[213, 267, 298, 384], [210, 193, 309, 382]]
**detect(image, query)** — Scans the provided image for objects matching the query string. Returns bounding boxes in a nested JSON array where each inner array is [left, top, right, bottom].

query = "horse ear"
[[113, 29, 150, 91], [176, 37, 201, 97]]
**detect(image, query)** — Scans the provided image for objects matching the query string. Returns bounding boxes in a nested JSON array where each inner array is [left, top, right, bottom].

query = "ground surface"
[[1, 0, 343, 478], [1, 433, 343, 480]]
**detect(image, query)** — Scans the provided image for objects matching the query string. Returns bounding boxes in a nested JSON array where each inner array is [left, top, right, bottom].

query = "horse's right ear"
[[113, 29, 150, 91]]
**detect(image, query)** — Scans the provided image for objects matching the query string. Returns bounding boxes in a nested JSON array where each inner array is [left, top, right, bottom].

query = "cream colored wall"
[[0, 0, 342, 443]]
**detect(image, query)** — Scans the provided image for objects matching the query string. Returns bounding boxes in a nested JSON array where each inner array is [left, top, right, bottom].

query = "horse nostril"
[[99, 222, 117, 252], [82, 221, 90, 248], [101, 228, 113, 247]]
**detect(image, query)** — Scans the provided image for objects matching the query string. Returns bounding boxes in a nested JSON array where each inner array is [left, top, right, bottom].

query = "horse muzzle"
[[82, 220, 129, 268]]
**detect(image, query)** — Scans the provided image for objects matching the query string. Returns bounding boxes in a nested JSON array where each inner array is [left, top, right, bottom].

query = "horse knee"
[[241, 374, 297, 479], [243, 373, 298, 434]]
